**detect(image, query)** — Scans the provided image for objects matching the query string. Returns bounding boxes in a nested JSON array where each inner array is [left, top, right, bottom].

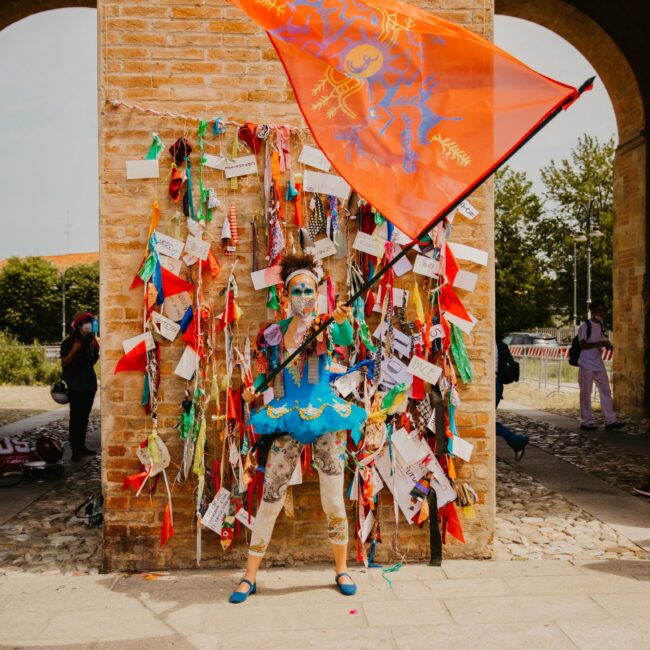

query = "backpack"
[[568, 321, 592, 367], [497, 340, 520, 384]]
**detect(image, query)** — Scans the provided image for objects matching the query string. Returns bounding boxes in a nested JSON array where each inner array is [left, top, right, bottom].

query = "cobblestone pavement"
[[542, 408, 650, 438], [1, 408, 647, 574], [500, 411, 650, 495], [0, 416, 102, 576], [495, 460, 644, 561]]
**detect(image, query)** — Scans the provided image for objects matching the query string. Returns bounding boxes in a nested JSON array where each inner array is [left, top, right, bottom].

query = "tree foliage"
[[0, 258, 100, 344], [0, 330, 60, 385], [65, 262, 100, 327], [539, 134, 615, 324], [0, 257, 61, 343], [495, 134, 615, 334], [495, 167, 551, 335]]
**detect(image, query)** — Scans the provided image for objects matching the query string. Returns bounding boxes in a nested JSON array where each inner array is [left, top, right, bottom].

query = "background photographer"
[[60, 311, 99, 461]]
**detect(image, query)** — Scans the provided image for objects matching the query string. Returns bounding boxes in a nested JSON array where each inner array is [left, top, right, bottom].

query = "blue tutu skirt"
[[250, 392, 367, 445]]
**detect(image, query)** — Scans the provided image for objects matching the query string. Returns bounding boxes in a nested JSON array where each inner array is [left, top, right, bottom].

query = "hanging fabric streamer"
[[213, 117, 226, 135], [146, 132, 164, 160], [230, 128, 239, 191], [450, 324, 473, 383], [308, 193, 326, 240], [222, 202, 238, 256]]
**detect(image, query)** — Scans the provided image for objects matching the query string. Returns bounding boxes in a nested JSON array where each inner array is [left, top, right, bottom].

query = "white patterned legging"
[[248, 430, 348, 557]]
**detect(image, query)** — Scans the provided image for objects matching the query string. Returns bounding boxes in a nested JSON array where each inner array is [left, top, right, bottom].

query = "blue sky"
[[0, 9, 617, 258]]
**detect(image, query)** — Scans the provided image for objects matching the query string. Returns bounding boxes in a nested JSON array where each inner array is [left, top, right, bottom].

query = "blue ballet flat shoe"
[[335, 572, 357, 596], [228, 578, 256, 604]]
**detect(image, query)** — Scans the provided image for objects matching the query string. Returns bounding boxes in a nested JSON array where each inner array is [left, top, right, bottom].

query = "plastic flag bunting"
[[159, 266, 194, 302], [227, 0, 579, 239], [160, 502, 175, 547], [114, 340, 148, 374]]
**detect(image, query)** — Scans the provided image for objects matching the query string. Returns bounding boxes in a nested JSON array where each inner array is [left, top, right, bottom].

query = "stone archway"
[[496, 0, 648, 415], [1, 0, 647, 574], [4, 0, 647, 419], [0, 0, 95, 31]]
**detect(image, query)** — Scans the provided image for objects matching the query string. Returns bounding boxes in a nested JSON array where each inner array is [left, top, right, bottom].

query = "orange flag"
[[438, 284, 471, 323], [227, 0, 578, 239], [160, 502, 174, 547]]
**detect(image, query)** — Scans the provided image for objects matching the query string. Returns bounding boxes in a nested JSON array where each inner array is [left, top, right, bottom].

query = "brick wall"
[[98, 0, 495, 572]]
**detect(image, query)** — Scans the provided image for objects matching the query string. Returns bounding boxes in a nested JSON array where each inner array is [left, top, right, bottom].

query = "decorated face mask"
[[288, 276, 316, 318]]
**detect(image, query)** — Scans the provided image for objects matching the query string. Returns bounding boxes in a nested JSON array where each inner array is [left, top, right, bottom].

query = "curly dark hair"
[[280, 252, 319, 285]]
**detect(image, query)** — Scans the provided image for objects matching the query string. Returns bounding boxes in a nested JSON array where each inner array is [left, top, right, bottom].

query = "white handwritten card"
[[426, 455, 457, 507], [126, 159, 159, 180], [407, 356, 443, 385], [298, 145, 331, 172], [203, 154, 227, 170], [413, 254, 441, 278], [313, 236, 337, 260], [448, 242, 488, 266], [154, 232, 184, 260], [164, 292, 192, 321], [201, 488, 231, 534], [392, 246, 414, 277], [379, 354, 412, 390], [122, 331, 155, 354], [158, 254, 183, 276], [352, 231, 386, 257], [224, 155, 258, 179], [251, 265, 282, 291], [429, 324, 446, 342], [449, 436, 474, 462], [303, 169, 351, 200], [235, 508, 255, 530], [151, 311, 181, 342], [359, 510, 375, 543], [174, 345, 198, 380], [392, 427, 431, 465], [453, 270, 478, 292], [184, 234, 210, 261], [456, 199, 479, 221]]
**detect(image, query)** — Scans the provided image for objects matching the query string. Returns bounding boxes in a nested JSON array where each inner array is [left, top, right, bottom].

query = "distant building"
[[0, 252, 99, 272]]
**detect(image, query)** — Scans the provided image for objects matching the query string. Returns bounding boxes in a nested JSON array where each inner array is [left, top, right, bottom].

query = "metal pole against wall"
[[572, 240, 578, 329], [61, 270, 66, 341], [586, 202, 592, 314]]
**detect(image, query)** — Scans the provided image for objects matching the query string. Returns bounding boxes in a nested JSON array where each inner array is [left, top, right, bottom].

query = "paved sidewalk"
[[501, 400, 650, 458], [0, 408, 67, 440], [497, 437, 650, 553], [2, 560, 650, 648]]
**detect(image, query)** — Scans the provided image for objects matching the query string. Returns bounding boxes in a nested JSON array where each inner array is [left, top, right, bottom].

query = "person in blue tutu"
[[229, 252, 367, 603]]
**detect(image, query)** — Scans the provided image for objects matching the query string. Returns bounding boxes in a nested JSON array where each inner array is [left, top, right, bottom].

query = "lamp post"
[[61, 270, 67, 341], [56, 270, 77, 341], [574, 200, 604, 320], [572, 239, 578, 328]]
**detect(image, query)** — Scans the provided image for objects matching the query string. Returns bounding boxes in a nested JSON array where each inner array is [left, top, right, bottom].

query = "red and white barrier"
[[509, 345, 612, 361]]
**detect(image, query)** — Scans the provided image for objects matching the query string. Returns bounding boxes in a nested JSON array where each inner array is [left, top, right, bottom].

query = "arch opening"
[[496, 0, 648, 415]]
